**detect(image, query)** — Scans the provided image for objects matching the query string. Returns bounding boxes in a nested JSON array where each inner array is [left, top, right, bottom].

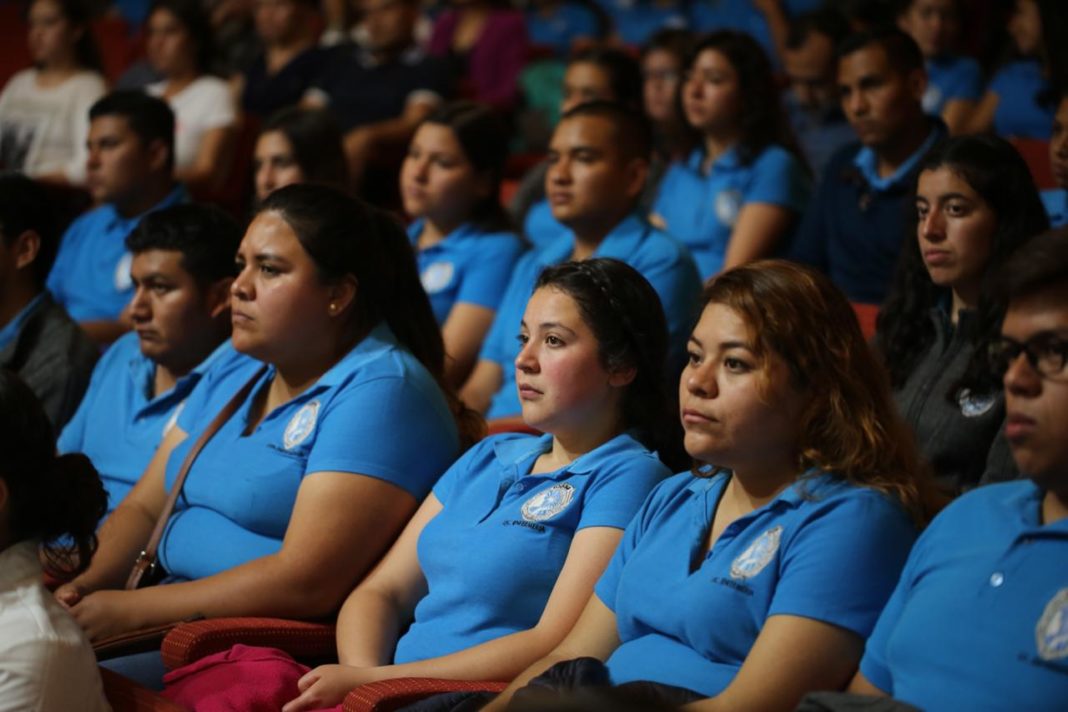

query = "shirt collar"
[[685, 146, 743, 175], [853, 121, 945, 192], [685, 468, 841, 509], [492, 431, 651, 478], [0, 292, 47, 353], [357, 43, 424, 69], [0, 540, 43, 589], [408, 220, 482, 250], [311, 321, 400, 389], [104, 184, 187, 232]]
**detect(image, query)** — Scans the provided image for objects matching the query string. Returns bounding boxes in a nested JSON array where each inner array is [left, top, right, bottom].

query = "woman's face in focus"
[[27, 0, 77, 67], [146, 8, 196, 77], [915, 167, 997, 301], [642, 48, 682, 125], [679, 302, 807, 476], [254, 131, 305, 203], [230, 212, 342, 364]]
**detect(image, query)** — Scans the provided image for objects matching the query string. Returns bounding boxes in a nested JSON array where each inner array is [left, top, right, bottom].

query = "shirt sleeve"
[[949, 59, 982, 103], [454, 235, 526, 311], [431, 436, 496, 504], [193, 79, 237, 130], [576, 450, 667, 531], [478, 254, 537, 366], [304, 375, 459, 500], [766, 489, 917, 637], [47, 221, 82, 306], [744, 148, 811, 213]]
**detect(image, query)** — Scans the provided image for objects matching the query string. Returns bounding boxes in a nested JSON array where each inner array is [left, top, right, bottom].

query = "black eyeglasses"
[[987, 334, 1068, 378]]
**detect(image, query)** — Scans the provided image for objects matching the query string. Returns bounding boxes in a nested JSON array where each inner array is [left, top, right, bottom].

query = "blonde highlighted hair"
[[702, 260, 941, 525]]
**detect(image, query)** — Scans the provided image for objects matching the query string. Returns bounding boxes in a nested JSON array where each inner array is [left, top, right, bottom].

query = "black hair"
[[0, 173, 59, 288], [997, 225, 1068, 302], [125, 204, 242, 286], [559, 99, 653, 162], [422, 100, 513, 233], [28, 0, 103, 72], [837, 26, 926, 76], [0, 369, 106, 576], [89, 90, 175, 172], [535, 258, 685, 470], [260, 107, 349, 195], [681, 31, 805, 168], [786, 8, 851, 51], [640, 28, 695, 65], [148, 0, 214, 75], [876, 135, 1050, 394], [568, 45, 643, 111], [258, 184, 484, 447]]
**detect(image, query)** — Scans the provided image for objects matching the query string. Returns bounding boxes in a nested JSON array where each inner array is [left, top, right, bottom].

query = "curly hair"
[[875, 135, 1050, 394], [701, 260, 940, 526]]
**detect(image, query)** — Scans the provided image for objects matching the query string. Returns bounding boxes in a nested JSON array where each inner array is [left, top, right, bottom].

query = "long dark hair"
[[875, 135, 1050, 392], [258, 184, 484, 447], [261, 107, 349, 194], [420, 101, 512, 233], [0, 370, 106, 576], [535, 258, 685, 469], [28, 0, 102, 72], [680, 31, 804, 167]]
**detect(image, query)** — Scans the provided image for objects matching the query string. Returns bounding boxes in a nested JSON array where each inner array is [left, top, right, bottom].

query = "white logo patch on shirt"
[[1036, 587, 1068, 661], [715, 189, 743, 227], [958, 388, 998, 418], [730, 525, 783, 580], [421, 262, 455, 294], [283, 400, 320, 450], [114, 252, 133, 291], [521, 483, 575, 522]]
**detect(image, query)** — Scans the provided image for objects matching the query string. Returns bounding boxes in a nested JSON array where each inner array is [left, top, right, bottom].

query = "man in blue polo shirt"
[[47, 91, 185, 346], [58, 204, 243, 519], [790, 28, 944, 305], [850, 227, 1068, 710], [460, 101, 700, 420]]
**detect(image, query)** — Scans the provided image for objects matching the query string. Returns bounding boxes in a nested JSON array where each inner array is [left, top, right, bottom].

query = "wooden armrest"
[[161, 617, 336, 670], [99, 667, 187, 712], [343, 678, 508, 712]]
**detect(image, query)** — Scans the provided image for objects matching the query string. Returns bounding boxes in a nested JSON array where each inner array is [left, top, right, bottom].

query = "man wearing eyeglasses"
[[847, 226, 1068, 709]]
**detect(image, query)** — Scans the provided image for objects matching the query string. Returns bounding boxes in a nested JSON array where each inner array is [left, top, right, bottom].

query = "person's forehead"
[[838, 44, 894, 79], [552, 115, 618, 149], [89, 114, 137, 139], [1003, 286, 1068, 336], [131, 248, 192, 278]]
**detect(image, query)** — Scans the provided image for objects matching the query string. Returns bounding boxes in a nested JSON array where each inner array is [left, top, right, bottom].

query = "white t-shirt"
[[0, 541, 110, 712], [0, 69, 106, 184], [147, 75, 236, 171]]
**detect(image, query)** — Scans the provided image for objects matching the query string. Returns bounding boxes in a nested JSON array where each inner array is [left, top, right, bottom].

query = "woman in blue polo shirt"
[[489, 260, 937, 710], [876, 135, 1049, 494], [403, 101, 526, 386], [651, 32, 810, 280], [54, 184, 479, 680], [279, 259, 675, 712]]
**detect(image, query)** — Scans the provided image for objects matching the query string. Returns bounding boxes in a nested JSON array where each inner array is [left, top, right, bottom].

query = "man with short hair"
[[849, 226, 1068, 708], [59, 204, 243, 518], [461, 101, 701, 419], [0, 174, 97, 428], [782, 10, 855, 179], [47, 91, 185, 346], [790, 28, 943, 304]]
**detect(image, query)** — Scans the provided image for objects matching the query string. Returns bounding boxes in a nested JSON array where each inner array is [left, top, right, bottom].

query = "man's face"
[[1001, 285, 1068, 492], [838, 45, 924, 150], [128, 249, 226, 370], [360, 0, 416, 53], [85, 115, 160, 206], [544, 115, 643, 233], [784, 31, 837, 110], [899, 0, 960, 57]]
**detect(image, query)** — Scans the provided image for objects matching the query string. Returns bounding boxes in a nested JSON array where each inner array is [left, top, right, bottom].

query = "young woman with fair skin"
[[144, 0, 236, 191], [0, 0, 104, 184], [402, 101, 524, 385], [488, 261, 935, 712], [652, 32, 810, 279], [253, 106, 349, 203], [54, 185, 476, 687], [876, 135, 1049, 493], [279, 259, 674, 712]]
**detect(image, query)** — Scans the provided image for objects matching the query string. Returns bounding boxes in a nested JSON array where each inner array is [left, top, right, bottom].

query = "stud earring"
[[329, 303, 338, 313]]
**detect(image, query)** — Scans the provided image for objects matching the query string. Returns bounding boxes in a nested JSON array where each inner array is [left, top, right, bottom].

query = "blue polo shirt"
[[408, 219, 526, 325], [652, 145, 810, 278], [784, 95, 856, 182], [57, 333, 242, 518], [479, 214, 701, 420], [157, 323, 460, 581], [1041, 189, 1066, 228], [594, 470, 917, 697], [923, 55, 982, 116], [523, 199, 570, 250], [789, 122, 946, 304], [989, 59, 1055, 140], [860, 481, 1068, 710], [526, 2, 602, 58], [394, 431, 668, 663], [46, 186, 186, 322]]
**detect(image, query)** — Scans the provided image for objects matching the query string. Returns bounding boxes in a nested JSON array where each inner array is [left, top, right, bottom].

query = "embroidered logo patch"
[[421, 262, 455, 294], [283, 400, 320, 450], [521, 483, 576, 522], [114, 252, 133, 291], [1036, 587, 1068, 661], [958, 388, 998, 418], [715, 189, 743, 227], [730, 526, 783, 580]]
